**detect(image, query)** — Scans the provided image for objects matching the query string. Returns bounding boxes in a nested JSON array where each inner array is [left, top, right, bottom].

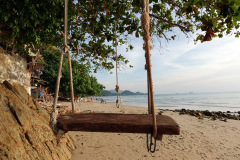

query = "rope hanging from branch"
[[65, 0, 75, 112], [50, 0, 75, 131], [141, 0, 157, 138], [114, 21, 121, 108]]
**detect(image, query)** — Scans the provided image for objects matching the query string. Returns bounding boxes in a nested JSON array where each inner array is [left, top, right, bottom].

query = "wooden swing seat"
[[57, 113, 180, 135]]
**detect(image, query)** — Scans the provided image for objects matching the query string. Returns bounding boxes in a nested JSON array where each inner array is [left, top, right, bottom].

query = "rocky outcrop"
[[0, 47, 31, 94], [0, 81, 76, 160], [174, 108, 240, 121]]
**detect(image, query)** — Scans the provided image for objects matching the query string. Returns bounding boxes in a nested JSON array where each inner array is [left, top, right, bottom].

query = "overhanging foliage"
[[0, 0, 240, 71]]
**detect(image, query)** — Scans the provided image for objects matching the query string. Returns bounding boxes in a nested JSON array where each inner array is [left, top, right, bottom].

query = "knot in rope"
[[145, 64, 152, 70], [64, 44, 70, 53], [115, 85, 120, 93]]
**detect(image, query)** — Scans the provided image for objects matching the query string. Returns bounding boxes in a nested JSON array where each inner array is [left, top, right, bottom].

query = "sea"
[[96, 92, 240, 113]]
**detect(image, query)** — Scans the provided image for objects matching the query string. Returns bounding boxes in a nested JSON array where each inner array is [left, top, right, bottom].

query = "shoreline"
[[55, 100, 240, 121], [95, 92, 240, 113], [45, 101, 240, 160], [94, 98, 240, 113]]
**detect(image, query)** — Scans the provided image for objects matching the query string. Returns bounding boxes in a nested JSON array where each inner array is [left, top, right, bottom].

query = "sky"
[[92, 32, 240, 94]]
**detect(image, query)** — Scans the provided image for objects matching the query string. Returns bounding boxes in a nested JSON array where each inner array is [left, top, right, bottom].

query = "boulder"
[[0, 81, 76, 160], [203, 110, 213, 116]]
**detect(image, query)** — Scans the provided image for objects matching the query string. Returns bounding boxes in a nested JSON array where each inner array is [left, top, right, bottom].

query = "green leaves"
[[41, 51, 104, 97], [69, 0, 142, 71], [177, 0, 240, 42], [1, 0, 240, 73], [0, 0, 72, 53]]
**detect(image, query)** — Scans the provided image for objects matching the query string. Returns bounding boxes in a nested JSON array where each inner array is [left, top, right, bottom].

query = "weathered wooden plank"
[[57, 113, 180, 135]]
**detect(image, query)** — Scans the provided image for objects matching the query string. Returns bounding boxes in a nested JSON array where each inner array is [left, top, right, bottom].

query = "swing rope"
[[141, 0, 157, 138], [64, 0, 75, 112], [114, 21, 121, 108], [50, 0, 75, 130]]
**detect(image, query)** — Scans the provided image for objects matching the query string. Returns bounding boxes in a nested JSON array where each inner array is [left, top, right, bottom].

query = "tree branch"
[[155, 25, 169, 42], [0, 24, 7, 28], [160, 31, 169, 42], [60, 31, 72, 38], [149, 13, 190, 32], [168, 0, 182, 9], [77, 46, 92, 55]]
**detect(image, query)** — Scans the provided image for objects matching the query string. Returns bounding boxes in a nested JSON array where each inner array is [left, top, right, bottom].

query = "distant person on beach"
[[40, 91, 44, 101], [74, 94, 79, 102], [101, 99, 106, 103]]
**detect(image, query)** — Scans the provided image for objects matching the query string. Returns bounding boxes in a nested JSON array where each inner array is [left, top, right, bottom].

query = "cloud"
[[93, 34, 240, 94], [152, 36, 240, 93]]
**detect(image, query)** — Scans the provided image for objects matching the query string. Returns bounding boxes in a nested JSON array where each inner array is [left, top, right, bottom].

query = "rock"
[[215, 111, 222, 116], [0, 81, 76, 160], [174, 107, 239, 122], [232, 115, 239, 120], [222, 113, 228, 117], [179, 112, 185, 115], [158, 111, 164, 115], [203, 110, 213, 116], [221, 118, 227, 122], [212, 117, 217, 120], [195, 112, 203, 117], [189, 111, 195, 116]]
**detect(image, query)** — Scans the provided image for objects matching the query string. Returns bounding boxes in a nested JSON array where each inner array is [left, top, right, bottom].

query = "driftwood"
[[57, 113, 180, 135]]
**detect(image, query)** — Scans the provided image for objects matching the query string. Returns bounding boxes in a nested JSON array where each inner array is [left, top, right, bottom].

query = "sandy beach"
[[56, 101, 240, 160]]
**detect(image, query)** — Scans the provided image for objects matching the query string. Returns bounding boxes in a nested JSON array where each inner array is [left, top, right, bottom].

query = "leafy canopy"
[[40, 50, 105, 97], [1, 0, 240, 71], [0, 0, 74, 53]]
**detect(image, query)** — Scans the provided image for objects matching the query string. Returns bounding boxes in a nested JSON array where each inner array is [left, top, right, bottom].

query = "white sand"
[[57, 101, 240, 160]]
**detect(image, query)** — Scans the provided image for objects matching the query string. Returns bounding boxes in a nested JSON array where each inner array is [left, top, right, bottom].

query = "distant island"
[[101, 90, 147, 96]]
